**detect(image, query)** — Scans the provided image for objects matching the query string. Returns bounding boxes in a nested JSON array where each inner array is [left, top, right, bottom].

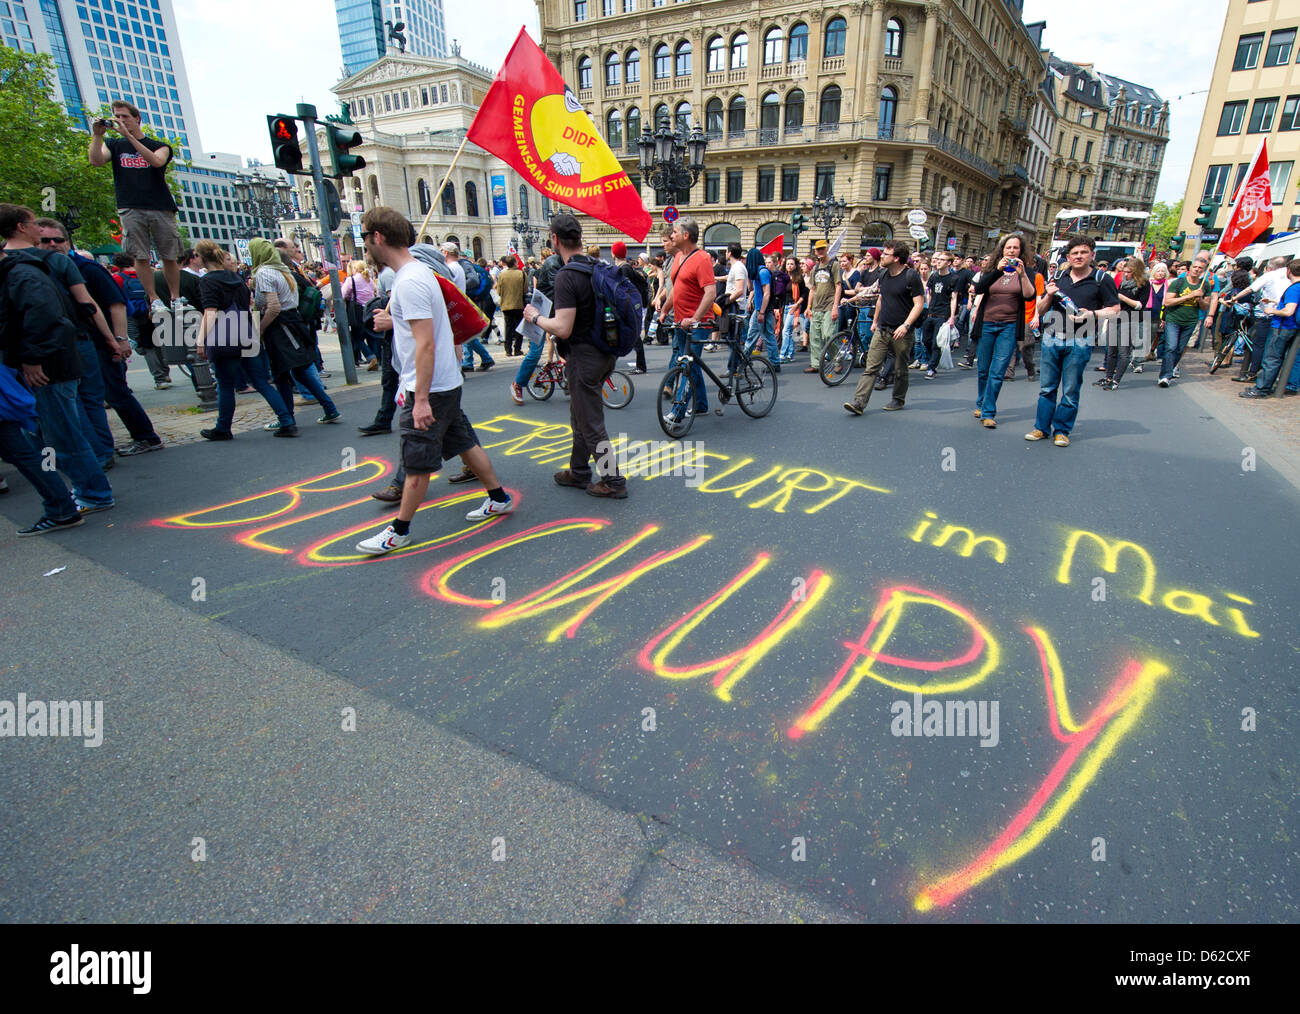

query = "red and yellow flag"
[[468, 29, 651, 242]]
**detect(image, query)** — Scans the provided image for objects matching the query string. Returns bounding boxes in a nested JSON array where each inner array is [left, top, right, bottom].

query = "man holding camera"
[[88, 100, 182, 316]]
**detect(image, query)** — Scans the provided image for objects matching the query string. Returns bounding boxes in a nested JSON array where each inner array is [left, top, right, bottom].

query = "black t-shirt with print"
[[105, 135, 177, 211], [875, 267, 925, 332], [926, 271, 959, 318], [552, 254, 597, 356]]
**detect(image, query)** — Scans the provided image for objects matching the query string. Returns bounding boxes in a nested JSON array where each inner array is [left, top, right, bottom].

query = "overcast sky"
[[173, 0, 1219, 207]]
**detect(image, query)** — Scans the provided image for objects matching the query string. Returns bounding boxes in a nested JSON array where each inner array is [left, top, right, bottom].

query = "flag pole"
[[416, 132, 470, 241]]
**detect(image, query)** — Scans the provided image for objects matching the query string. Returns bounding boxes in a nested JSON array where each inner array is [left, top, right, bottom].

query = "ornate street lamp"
[[235, 172, 296, 239], [511, 213, 539, 255], [811, 193, 848, 241], [637, 116, 708, 198]]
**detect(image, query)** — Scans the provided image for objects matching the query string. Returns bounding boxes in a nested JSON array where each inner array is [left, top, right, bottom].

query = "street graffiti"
[[148, 438, 1268, 913]]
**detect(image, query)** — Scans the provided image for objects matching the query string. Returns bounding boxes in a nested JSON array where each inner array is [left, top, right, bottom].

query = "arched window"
[[755, 221, 788, 248], [760, 91, 780, 141], [605, 52, 621, 87], [885, 18, 903, 58], [728, 94, 746, 134], [654, 44, 670, 79], [518, 184, 529, 219], [788, 22, 808, 62], [607, 108, 623, 149], [861, 221, 894, 245], [625, 48, 640, 83], [879, 86, 897, 137], [472, 237, 483, 260], [675, 41, 691, 77], [819, 84, 841, 127], [653, 103, 670, 129], [577, 55, 592, 90], [763, 27, 783, 65], [368, 175, 380, 203], [707, 35, 725, 73], [417, 178, 431, 215], [465, 181, 479, 218], [702, 222, 741, 249], [675, 100, 692, 135], [705, 97, 724, 137], [730, 32, 748, 69], [441, 182, 456, 216], [824, 17, 846, 58], [626, 106, 641, 147], [785, 89, 804, 130], [446, 234, 460, 248]]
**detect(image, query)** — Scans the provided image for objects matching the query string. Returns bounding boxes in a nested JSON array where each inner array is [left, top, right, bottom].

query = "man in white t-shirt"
[[355, 207, 514, 555], [441, 241, 466, 291]]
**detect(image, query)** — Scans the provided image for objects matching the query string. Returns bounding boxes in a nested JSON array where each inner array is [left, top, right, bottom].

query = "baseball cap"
[[440, 241, 459, 255], [867, 247, 882, 260], [611, 240, 627, 259], [550, 213, 582, 245], [813, 239, 829, 251]]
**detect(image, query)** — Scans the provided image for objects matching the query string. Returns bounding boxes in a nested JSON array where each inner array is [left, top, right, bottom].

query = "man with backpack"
[[111, 252, 170, 389], [522, 213, 635, 499], [612, 242, 649, 374]]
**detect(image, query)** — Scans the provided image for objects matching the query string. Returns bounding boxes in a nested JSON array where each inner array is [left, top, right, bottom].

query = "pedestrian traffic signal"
[[322, 180, 343, 232], [1194, 201, 1219, 232], [326, 123, 366, 178], [790, 209, 808, 237], [266, 114, 303, 174]]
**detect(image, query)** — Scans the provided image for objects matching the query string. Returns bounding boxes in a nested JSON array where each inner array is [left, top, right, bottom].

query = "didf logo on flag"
[[469, 29, 652, 242]]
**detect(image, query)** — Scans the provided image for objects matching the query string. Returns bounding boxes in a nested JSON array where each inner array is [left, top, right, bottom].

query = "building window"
[[731, 32, 748, 69], [1228, 163, 1249, 204], [814, 163, 834, 198], [824, 17, 846, 58], [1248, 96, 1278, 133], [885, 19, 903, 58], [874, 164, 892, 201], [577, 56, 592, 90], [605, 52, 620, 87], [417, 179, 432, 215], [675, 101, 692, 134], [465, 181, 479, 217], [705, 98, 723, 137], [1077, 175, 1086, 196], [654, 44, 669, 79], [781, 166, 799, 201], [1269, 160, 1293, 204], [728, 94, 746, 134], [675, 41, 691, 77], [1264, 28, 1295, 67], [603, 0, 614, 15], [726, 169, 743, 202], [518, 184, 529, 218], [757, 166, 775, 202], [441, 181, 457, 215], [1233, 33, 1263, 71], [1281, 95, 1300, 131], [575, 0, 587, 22], [707, 35, 724, 72], [763, 28, 782, 65], [1202, 164, 1230, 203], [760, 91, 780, 140], [878, 86, 896, 136], [654, 103, 670, 130], [1217, 100, 1246, 136], [785, 89, 804, 130], [1099, 168, 1110, 192], [627, 106, 641, 144], [704, 171, 720, 203], [1070, 135, 1078, 158], [607, 109, 622, 148], [1084, 140, 1092, 161], [819, 84, 841, 126], [788, 22, 808, 62], [624, 48, 639, 82]]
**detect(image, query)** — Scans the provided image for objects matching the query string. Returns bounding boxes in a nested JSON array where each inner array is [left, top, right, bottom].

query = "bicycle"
[[819, 323, 870, 386], [1209, 307, 1255, 375], [656, 325, 778, 438], [526, 354, 635, 409]]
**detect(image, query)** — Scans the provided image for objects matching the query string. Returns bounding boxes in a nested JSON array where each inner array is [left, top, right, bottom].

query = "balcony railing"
[[999, 162, 1029, 182], [821, 56, 845, 73], [652, 77, 675, 92], [881, 56, 904, 73]]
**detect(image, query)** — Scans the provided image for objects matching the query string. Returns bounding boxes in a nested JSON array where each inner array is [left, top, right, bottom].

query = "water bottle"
[[604, 304, 619, 346]]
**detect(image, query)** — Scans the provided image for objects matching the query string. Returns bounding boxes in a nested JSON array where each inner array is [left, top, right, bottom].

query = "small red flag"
[[1219, 139, 1272, 258], [468, 29, 652, 242], [759, 233, 785, 257]]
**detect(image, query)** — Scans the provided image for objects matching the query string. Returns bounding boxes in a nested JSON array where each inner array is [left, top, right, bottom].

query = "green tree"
[[1146, 199, 1183, 249]]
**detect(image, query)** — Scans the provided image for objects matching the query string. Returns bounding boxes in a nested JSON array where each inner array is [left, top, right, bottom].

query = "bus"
[[1048, 208, 1150, 268]]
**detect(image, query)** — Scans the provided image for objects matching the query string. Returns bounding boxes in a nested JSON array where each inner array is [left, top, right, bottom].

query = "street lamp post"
[[810, 193, 848, 242], [510, 213, 539, 255], [234, 173, 295, 240], [636, 116, 708, 202]]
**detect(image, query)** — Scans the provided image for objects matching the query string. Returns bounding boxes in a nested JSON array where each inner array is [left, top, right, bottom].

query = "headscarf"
[[248, 238, 296, 294], [745, 246, 763, 282]]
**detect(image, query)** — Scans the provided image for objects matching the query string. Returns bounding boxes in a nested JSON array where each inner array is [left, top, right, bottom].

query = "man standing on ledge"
[[88, 100, 182, 315], [355, 207, 515, 556]]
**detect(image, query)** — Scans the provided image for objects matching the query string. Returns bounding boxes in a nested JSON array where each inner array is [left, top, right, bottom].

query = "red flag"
[[468, 29, 652, 242], [759, 233, 784, 257], [1219, 139, 1272, 257]]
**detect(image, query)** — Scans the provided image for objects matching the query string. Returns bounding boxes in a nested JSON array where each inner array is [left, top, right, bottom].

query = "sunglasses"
[[38, 236, 64, 245], [360, 230, 375, 242]]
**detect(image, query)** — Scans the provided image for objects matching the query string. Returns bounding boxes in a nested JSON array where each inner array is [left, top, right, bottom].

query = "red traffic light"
[[271, 117, 295, 142], [266, 114, 303, 174]]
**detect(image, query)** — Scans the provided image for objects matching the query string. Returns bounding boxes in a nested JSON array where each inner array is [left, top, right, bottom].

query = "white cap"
[[440, 241, 459, 255]]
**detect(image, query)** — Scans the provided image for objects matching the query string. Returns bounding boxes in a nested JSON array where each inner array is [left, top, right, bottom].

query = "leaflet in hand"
[[519, 290, 552, 343]]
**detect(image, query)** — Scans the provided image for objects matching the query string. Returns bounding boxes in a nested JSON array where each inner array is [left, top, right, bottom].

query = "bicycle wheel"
[[657, 366, 695, 438], [527, 368, 555, 400], [602, 370, 634, 409], [736, 356, 778, 418], [819, 333, 854, 387]]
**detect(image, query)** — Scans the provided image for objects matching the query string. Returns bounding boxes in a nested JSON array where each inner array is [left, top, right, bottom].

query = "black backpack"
[[0, 256, 84, 372]]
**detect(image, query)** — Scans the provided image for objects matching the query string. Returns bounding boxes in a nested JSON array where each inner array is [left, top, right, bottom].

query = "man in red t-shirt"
[[659, 216, 715, 413]]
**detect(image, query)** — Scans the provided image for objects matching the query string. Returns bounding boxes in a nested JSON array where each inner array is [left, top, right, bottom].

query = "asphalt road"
[[2, 341, 1297, 922]]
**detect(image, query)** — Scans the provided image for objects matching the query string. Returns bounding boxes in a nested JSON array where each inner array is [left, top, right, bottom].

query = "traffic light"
[[321, 180, 343, 232], [1169, 231, 1187, 254], [1194, 201, 1219, 232], [790, 209, 808, 237], [266, 114, 303, 174], [326, 123, 365, 178], [918, 233, 933, 252]]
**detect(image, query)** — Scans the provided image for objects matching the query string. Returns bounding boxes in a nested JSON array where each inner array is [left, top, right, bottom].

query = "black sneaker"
[[200, 428, 233, 441], [1239, 388, 1267, 399], [273, 424, 300, 437], [357, 423, 391, 436], [116, 438, 164, 456], [17, 515, 85, 536]]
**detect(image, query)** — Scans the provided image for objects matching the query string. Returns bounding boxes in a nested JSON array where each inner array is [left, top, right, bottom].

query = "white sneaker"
[[1172, 367, 1181, 379], [356, 524, 411, 555], [465, 494, 515, 521]]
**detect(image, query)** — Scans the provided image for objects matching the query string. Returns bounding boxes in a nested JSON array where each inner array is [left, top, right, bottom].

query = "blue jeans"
[[33, 379, 114, 505], [856, 309, 874, 343], [461, 337, 494, 369], [211, 354, 294, 433], [779, 312, 799, 360], [1288, 343, 1300, 391], [276, 363, 337, 418], [0, 419, 78, 520], [672, 325, 709, 411], [746, 309, 778, 362], [976, 320, 1019, 418], [96, 343, 158, 444], [1035, 340, 1093, 437], [1255, 326, 1298, 392], [514, 337, 544, 388], [75, 339, 115, 463], [1160, 320, 1197, 380]]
